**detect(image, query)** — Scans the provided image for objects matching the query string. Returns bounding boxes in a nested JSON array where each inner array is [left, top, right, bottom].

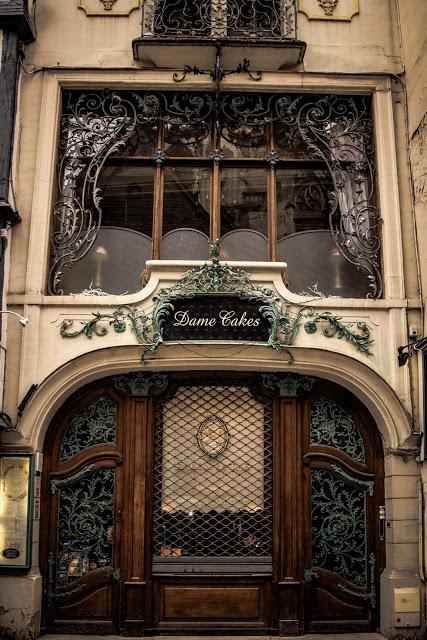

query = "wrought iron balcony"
[[142, 0, 296, 41], [0, 0, 35, 42], [133, 0, 305, 71]]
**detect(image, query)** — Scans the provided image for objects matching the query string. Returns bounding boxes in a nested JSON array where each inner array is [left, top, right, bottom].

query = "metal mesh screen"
[[152, 383, 273, 566]]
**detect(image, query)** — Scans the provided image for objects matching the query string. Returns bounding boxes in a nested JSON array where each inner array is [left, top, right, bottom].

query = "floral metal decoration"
[[143, 0, 296, 40], [50, 90, 381, 297], [60, 242, 374, 360]]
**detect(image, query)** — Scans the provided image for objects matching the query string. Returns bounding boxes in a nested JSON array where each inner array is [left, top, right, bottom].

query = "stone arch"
[[18, 345, 413, 453]]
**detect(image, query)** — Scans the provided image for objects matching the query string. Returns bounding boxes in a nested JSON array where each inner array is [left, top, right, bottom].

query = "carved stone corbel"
[[78, 0, 139, 16], [299, 0, 359, 21]]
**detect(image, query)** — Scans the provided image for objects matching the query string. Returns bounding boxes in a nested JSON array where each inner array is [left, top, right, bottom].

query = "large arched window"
[[49, 91, 381, 298]]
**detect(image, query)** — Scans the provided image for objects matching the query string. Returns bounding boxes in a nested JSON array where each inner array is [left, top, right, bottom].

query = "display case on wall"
[[0, 453, 34, 569]]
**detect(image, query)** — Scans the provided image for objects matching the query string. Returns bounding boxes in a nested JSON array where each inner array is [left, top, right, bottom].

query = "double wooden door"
[[41, 372, 384, 635]]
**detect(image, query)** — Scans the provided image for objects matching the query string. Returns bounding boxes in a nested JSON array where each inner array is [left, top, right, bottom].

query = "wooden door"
[[42, 386, 124, 634], [301, 384, 384, 632], [146, 376, 274, 634], [41, 372, 384, 635]]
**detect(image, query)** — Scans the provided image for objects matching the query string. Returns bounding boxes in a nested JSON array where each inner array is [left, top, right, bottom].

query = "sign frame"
[[0, 452, 34, 570]]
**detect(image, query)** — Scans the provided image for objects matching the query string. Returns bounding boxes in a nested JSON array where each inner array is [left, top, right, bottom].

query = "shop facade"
[[0, 1, 426, 638]]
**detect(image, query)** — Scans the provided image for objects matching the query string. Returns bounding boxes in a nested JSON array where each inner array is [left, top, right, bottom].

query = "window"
[[152, 382, 273, 573], [49, 90, 381, 298]]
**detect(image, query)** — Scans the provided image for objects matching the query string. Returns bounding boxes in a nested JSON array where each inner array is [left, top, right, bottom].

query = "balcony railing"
[[0, 0, 35, 42], [142, 0, 296, 41]]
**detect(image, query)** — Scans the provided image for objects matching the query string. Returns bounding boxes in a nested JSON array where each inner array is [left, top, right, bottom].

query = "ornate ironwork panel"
[[310, 397, 365, 463], [311, 468, 367, 586], [144, 0, 295, 40], [50, 90, 381, 298], [152, 383, 273, 562], [113, 372, 168, 396], [60, 396, 117, 462], [55, 466, 115, 585]]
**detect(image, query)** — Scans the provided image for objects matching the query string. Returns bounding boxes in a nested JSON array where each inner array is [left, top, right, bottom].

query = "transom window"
[[49, 90, 381, 298]]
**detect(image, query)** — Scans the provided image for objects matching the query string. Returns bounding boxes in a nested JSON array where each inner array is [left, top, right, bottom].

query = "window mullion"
[[267, 124, 277, 262], [211, 160, 221, 242], [152, 122, 165, 260]]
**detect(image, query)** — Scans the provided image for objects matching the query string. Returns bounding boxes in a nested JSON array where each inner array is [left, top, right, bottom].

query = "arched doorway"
[[41, 372, 384, 635]]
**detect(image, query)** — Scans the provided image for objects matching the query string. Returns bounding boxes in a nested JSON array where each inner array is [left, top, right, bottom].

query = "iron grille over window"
[[49, 90, 381, 299], [152, 383, 273, 572]]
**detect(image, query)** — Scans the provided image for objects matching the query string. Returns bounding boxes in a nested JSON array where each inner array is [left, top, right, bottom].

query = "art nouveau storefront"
[[0, 3, 425, 636], [2, 254, 423, 636]]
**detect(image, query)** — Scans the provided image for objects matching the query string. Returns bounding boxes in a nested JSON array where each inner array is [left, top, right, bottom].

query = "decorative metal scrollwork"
[[60, 241, 374, 359], [339, 552, 377, 608], [310, 397, 366, 463], [113, 372, 168, 396], [59, 396, 117, 462], [197, 416, 230, 458], [144, 0, 296, 40], [261, 373, 316, 397], [311, 468, 367, 587], [49, 91, 151, 295], [51, 90, 381, 298], [54, 466, 115, 585]]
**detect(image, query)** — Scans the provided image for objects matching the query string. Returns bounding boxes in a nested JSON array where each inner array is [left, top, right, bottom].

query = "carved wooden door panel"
[[42, 388, 124, 634], [301, 387, 384, 632]]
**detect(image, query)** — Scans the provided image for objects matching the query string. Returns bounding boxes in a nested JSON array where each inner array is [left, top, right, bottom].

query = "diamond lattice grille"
[[152, 383, 273, 560]]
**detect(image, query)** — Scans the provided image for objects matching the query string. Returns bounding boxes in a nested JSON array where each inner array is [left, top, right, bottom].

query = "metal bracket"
[[173, 44, 262, 91]]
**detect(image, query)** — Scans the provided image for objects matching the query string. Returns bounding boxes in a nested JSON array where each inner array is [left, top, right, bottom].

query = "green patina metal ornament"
[[60, 241, 374, 360], [261, 373, 316, 397]]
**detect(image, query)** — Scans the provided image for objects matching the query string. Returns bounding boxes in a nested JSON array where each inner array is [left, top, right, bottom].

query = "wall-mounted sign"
[[0, 454, 34, 569], [163, 296, 270, 343]]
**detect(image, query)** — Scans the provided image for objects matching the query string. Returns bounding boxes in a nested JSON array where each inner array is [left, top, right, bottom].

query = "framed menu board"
[[0, 453, 34, 569]]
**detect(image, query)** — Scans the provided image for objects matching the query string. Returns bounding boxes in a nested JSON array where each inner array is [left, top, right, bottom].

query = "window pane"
[[220, 168, 268, 261], [275, 120, 313, 159], [60, 166, 154, 295], [161, 167, 210, 259], [221, 122, 267, 159], [110, 122, 158, 157], [165, 121, 211, 158], [276, 169, 331, 237], [99, 166, 154, 235], [276, 169, 371, 297]]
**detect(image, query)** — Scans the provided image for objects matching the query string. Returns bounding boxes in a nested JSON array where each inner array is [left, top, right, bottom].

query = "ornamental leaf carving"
[[317, 0, 339, 15]]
